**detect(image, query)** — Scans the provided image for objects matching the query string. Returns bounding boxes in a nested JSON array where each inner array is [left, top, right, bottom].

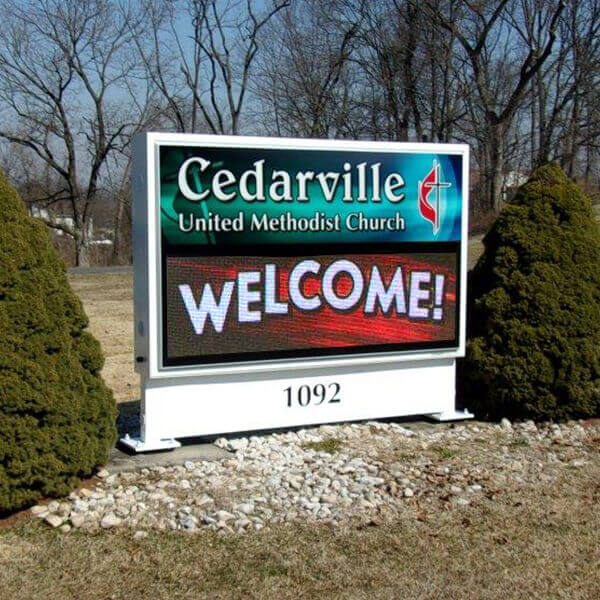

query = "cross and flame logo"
[[418, 161, 451, 236]]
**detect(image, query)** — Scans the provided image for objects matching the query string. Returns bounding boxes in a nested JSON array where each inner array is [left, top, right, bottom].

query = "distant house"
[[503, 170, 528, 189], [469, 168, 528, 190], [502, 170, 528, 202], [30, 205, 111, 245]]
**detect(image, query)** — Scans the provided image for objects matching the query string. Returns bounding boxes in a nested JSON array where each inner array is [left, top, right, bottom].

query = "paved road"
[[68, 265, 133, 276]]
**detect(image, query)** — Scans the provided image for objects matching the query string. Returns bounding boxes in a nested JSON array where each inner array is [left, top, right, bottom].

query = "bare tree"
[[505, 0, 600, 175], [347, 0, 427, 142], [253, 0, 360, 138], [558, 0, 600, 176], [3, 0, 600, 261], [133, 0, 290, 135], [424, 0, 565, 210], [417, 2, 467, 144], [0, 0, 154, 266]]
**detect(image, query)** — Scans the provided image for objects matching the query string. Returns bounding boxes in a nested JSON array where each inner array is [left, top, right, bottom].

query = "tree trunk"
[[75, 230, 92, 268], [112, 196, 127, 265], [565, 99, 580, 177], [488, 123, 505, 212]]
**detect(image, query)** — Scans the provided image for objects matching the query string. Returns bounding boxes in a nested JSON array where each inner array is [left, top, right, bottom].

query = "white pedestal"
[[120, 357, 472, 452]]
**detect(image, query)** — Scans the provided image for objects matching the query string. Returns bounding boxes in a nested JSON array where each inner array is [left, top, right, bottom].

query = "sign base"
[[119, 433, 182, 453], [428, 408, 474, 422], [127, 357, 470, 452]]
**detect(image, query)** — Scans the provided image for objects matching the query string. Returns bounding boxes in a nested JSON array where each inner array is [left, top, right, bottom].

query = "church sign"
[[123, 133, 470, 452]]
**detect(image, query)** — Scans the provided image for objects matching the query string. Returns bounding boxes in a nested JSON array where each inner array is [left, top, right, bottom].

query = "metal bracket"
[[119, 434, 181, 453], [427, 408, 474, 422]]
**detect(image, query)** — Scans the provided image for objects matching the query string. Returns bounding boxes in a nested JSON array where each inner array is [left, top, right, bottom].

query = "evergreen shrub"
[[462, 164, 600, 421], [0, 171, 116, 515]]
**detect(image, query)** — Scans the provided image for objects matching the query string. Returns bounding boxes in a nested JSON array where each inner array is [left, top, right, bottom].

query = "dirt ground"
[[68, 236, 486, 403]]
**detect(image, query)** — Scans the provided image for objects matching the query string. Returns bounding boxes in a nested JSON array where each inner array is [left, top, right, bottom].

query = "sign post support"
[[121, 133, 472, 453]]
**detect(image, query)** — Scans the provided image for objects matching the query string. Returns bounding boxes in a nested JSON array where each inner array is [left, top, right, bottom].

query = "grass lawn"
[[1, 455, 598, 600], [69, 273, 137, 402]]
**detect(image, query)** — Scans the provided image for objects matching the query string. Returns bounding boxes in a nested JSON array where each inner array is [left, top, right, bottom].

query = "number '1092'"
[[284, 383, 341, 407]]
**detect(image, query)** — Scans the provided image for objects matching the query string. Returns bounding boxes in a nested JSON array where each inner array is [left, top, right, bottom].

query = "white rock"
[[181, 516, 198, 530], [115, 505, 131, 518], [30, 505, 47, 516], [100, 513, 122, 529], [215, 510, 235, 521], [33, 416, 592, 536], [321, 494, 338, 505], [59, 524, 72, 533], [235, 503, 255, 515], [229, 438, 249, 451], [235, 518, 251, 530], [97, 468, 109, 479], [70, 514, 86, 528], [57, 502, 71, 517], [288, 478, 302, 490], [394, 426, 415, 437], [500, 418, 512, 430], [453, 497, 470, 507], [45, 514, 64, 528], [133, 530, 148, 540], [148, 492, 166, 502]]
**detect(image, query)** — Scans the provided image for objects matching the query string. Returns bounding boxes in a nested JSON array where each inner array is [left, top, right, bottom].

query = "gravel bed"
[[30, 418, 599, 536]]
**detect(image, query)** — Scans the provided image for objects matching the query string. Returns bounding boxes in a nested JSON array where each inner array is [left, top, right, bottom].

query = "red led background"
[[165, 253, 457, 363]]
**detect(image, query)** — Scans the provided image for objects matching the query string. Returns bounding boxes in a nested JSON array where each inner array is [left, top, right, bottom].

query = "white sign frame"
[[122, 133, 472, 452]]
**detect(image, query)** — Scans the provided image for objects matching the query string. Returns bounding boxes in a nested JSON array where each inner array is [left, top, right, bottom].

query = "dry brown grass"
[[69, 273, 137, 402], [468, 234, 484, 270], [1, 456, 599, 600]]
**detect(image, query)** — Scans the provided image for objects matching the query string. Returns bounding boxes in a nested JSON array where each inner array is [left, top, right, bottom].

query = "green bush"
[[0, 171, 116, 515], [461, 163, 600, 421]]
